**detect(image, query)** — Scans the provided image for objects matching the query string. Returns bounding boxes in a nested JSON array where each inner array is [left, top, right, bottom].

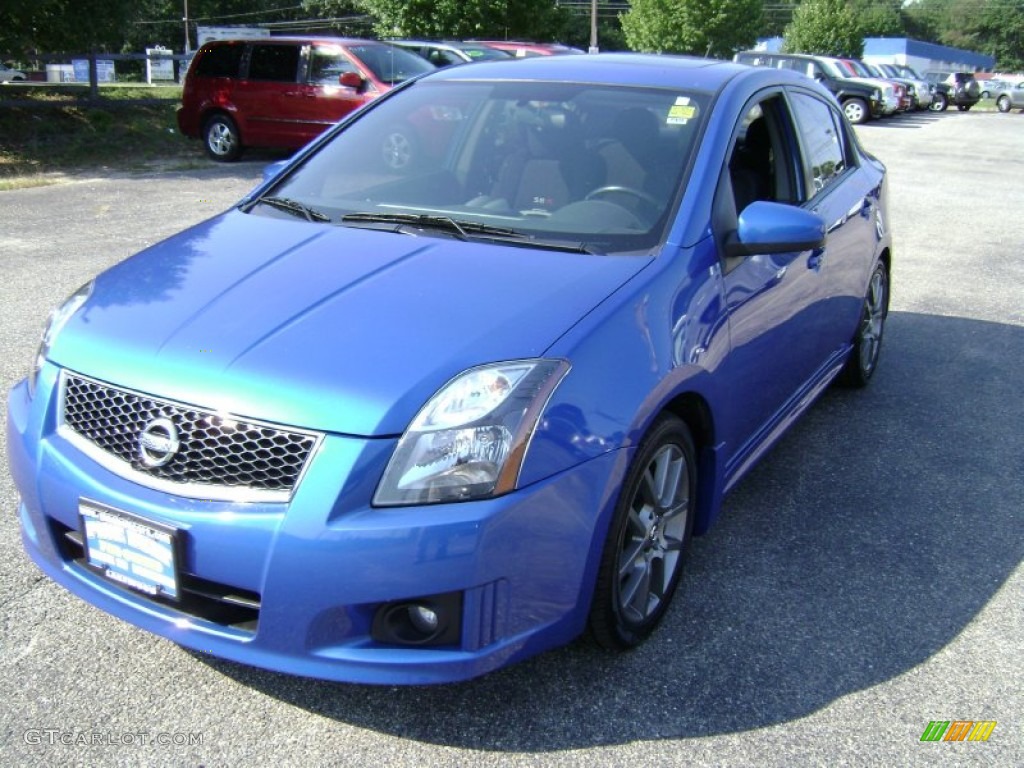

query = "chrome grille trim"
[[57, 371, 322, 503]]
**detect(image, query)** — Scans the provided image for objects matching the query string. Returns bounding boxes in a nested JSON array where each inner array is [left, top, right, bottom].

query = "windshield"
[[254, 79, 708, 253], [349, 44, 435, 84], [847, 60, 872, 77]]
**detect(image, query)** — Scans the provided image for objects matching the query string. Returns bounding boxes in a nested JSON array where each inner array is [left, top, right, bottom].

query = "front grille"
[[60, 373, 319, 501]]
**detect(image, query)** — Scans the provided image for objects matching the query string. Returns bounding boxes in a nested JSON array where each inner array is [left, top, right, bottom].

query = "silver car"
[[0, 64, 26, 83], [996, 81, 1024, 112]]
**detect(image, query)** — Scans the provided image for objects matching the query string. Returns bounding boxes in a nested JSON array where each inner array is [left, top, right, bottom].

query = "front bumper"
[[8, 365, 625, 684]]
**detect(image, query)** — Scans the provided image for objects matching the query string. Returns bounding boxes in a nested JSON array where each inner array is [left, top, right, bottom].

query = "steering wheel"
[[585, 185, 662, 216]]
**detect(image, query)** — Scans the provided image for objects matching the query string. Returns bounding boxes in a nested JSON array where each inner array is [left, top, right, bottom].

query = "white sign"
[[146, 47, 176, 83], [196, 26, 270, 48]]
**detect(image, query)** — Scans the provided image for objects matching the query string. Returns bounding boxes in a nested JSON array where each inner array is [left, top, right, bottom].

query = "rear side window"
[[248, 44, 301, 82], [789, 92, 849, 198], [194, 44, 244, 78]]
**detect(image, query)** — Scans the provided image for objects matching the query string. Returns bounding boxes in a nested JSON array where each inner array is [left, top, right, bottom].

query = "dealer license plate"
[[80, 500, 180, 600]]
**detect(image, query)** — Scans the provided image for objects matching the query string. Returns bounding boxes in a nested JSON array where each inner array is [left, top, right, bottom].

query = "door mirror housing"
[[725, 201, 826, 257], [339, 71, 364, 89]]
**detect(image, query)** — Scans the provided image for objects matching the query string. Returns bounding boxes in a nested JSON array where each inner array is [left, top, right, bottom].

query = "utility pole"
[[183, 0, 191, 55], [589, 0, 599, 53]]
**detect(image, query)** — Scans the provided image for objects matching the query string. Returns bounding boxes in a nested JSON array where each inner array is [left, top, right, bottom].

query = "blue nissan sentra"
[[6, 54, 891, 684]]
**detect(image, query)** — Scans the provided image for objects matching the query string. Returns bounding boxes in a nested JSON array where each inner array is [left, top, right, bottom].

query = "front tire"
[[929, 93, 948, 112], [588, 414, 696, 650], [203, 114, 243, 162], [843, 98, 869, 125], [997, 95, 1012, 113], [837, 261, 889, 388]]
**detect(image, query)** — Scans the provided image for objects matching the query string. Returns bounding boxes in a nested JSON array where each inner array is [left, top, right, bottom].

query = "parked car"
[[734, 50, 886, 124], [9, 54, 891, 685], [474, 41, 585, 57], [0, 64, 27, 83], [836, 59, 909, 112], [924, 71, 981, 111], [873, 62, 933, 110], [977, 78, 1006, 99], [388, 40, 513, 67], [995, 81, 1024, 112], [176, 37, 435, 161]]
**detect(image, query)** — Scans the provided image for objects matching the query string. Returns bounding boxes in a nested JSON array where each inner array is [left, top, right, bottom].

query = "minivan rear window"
[[194, 43, 244, 78]]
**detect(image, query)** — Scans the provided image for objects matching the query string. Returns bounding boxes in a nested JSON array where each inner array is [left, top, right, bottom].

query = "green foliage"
[[621, 0, 762, 58], [784, 0, 864, 58], [850, 0, 904, 38], [354, 0, 570, 41]]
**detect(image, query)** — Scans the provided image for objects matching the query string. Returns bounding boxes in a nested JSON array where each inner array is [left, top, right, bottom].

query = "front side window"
[[788, 92, 849, 197], [308, 45, 358, 85]]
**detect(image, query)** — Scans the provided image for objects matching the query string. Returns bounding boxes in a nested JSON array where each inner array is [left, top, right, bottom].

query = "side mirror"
[[339, 71, 364, 89], [725, 201, 826, 257]]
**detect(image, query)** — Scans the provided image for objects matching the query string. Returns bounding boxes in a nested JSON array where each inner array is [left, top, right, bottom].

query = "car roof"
[[422, 52, 760, 91], [202, 36, 392, 47]]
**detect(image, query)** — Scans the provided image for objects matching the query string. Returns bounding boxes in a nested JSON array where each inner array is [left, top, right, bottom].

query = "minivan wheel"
[[381, 125, 418, 171], [997, 95, 1012, 113], [929, 93, 948, 112], [203, 114, 242, 162], [842, 98, 869, 125]]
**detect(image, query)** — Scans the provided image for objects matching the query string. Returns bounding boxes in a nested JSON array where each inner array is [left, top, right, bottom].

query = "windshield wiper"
[[253, 196, 330, 223], [342, 212, 519, 240], [341, 212, 594, 253]]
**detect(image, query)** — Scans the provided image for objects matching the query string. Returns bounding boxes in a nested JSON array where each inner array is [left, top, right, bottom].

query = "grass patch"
[[0, 93, 195, 177]]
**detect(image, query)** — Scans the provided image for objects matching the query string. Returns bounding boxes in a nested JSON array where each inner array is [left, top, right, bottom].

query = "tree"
[[621, 0, 762, 58], [784, 0, 864, 58], [850, 0, 904, 38], [354, 0, 569, 41]]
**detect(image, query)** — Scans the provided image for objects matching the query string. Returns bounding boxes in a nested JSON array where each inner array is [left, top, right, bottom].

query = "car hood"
[[51, 211, 651, 436]]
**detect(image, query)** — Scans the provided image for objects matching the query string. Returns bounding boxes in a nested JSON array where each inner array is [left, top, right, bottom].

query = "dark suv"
[[734, 51, 884, 124], [924, 71, 981, 112]]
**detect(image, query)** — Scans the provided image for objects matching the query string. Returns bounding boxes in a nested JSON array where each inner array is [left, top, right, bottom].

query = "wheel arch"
[[660, 390, 724, 537]]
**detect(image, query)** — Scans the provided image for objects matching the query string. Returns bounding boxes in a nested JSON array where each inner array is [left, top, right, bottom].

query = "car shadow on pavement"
[[859, 111, 946, 128], [193, 310, 1023, 750]]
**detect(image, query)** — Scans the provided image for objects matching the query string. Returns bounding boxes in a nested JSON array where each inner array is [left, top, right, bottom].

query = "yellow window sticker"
[[667, 96, 698, 125]]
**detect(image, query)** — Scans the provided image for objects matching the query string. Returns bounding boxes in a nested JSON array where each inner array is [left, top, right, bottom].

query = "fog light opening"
[[371, 592, 463, 647]]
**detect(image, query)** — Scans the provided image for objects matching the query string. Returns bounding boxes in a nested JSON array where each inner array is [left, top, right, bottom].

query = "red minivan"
[[177, 37, 435, 161]]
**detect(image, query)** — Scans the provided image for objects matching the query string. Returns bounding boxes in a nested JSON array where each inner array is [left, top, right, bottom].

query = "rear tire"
[[837, 261, 889, 388], [203, 114, 243, 162], [588, 414, 696, 650], [997, 95, 1012, 113], [929, 93, 948, 112]]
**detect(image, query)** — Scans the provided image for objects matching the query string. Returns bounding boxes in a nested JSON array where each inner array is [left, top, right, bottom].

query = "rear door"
[[786, 89, 878, 355]]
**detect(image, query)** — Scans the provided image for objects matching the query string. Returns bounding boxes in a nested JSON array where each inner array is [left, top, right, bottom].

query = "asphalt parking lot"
[[1, 111, 1021, 767]]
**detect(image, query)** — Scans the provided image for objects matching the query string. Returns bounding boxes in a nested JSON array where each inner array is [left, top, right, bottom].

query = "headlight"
[[374, 359, 570, 506], [28, 281, 93, 397]]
